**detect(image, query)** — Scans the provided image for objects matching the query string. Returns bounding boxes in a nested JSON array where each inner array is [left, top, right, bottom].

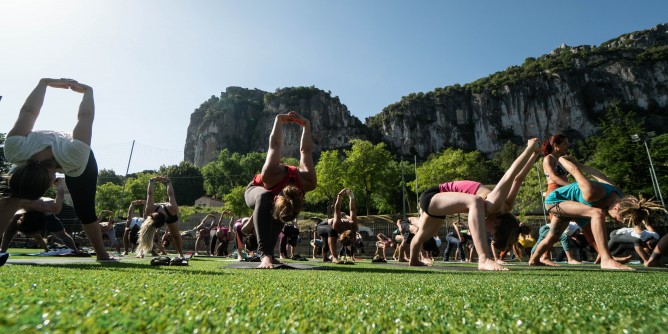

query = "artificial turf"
[[1, 249, 666, 333]]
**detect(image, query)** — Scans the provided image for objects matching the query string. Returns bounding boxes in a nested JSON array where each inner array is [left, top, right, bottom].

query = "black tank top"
[[155, 204, 178, 224]]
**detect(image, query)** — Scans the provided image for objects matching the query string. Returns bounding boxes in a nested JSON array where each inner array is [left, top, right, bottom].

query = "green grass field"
[[1, 250, 667, 333]]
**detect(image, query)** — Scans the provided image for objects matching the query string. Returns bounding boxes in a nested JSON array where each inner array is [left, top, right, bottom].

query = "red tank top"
[[252, 165, 303, 196]]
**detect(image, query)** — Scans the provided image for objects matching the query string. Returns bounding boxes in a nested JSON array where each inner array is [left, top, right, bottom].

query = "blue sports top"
[[545, 181, 623, 207]]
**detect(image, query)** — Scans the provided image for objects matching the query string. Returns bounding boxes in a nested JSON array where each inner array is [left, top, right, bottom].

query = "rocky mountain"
[[185, 23, 668, 166], [184, 86, 369, 167]]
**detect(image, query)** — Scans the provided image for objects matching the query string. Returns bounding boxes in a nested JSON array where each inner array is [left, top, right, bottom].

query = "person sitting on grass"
[[123, 200, 144, 255], [645, 234, 668, 267], [244, 111, 316, 268], [136, 176, 186, 264], [410, 138, 540, 270], [0, 179, 83, 255], [529, 156, 666, 270], [193, 214, 216, 256], [317, 188, 357, 264]]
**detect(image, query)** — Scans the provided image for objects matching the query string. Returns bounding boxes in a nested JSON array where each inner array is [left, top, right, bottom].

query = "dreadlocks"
[[617, 195, 666, 227]]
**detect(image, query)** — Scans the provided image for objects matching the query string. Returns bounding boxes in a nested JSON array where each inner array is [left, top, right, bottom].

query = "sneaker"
[[150, 256, 171, 266], [0, 253, 9, 267], [170, 257, 189, 266]]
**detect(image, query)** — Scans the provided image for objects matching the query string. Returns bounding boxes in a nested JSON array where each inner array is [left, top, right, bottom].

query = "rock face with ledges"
[[185, 23, 668, 165]]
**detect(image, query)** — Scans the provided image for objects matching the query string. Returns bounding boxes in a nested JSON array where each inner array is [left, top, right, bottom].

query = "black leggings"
[[608, 232, 641, 256], [245, 183, 284, 258], [65, 150, 98, 224]]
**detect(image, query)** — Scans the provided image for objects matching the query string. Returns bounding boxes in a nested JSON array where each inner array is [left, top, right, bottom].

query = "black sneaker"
[[0, 253, 9, 267]]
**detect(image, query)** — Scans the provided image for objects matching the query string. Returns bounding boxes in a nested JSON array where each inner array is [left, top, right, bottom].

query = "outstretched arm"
[[348, 190, 357, 223], [70, 81, 95, 145], [196, 214, 215, 229], [8, 79, 48, 137], [332, 189, 346, 230], [21, 179, 66, 214]]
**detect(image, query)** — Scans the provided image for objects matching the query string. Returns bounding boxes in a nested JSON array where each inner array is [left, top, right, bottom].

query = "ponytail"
[[273, 185, 304, 223], [541, 134, 567, 157]]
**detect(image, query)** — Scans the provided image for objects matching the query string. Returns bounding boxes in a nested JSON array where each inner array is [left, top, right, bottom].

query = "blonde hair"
[[339, 230, 355, 246], [135, 213, 165, 257], [617, 195, 666, 227], [273, 185, 304, 223]]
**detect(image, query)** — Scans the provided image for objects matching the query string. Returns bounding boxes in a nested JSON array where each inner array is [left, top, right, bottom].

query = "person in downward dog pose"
[[410, 138, 540, 270], [529, 156, 666, 270], [136, 176, 186, 264], [1, 78, 114, 261], [244, 112, 316, 268]]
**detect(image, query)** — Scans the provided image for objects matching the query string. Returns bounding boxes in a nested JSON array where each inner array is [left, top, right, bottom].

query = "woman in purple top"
[[410, 138, 540, 270]]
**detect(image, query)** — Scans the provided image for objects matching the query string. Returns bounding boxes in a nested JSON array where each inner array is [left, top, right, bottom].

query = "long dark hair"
[[8, 161, 52, 200]]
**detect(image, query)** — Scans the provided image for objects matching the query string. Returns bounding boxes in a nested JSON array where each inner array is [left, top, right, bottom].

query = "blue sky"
[[1, 0, 666, 174]]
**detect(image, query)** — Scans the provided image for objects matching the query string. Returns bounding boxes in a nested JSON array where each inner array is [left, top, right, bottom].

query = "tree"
[[123, 173, 164, 208], [588, 102, 650, 195], [343, 139, 394, 215], [201, 149, 243, 198], [306, 150, 344, 207], [412, 148, 492, 193], [239, 151, 266, 180], [224, 185, 252, 217], [647, 133, 668, 203], [96, 182, 123, 214], [0, 133, 9, 175], [160, 161, 204, 206], [98, 169, 123, 186]]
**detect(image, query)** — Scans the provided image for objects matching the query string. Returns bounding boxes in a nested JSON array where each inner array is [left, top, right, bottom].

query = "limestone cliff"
[[184, 86, 368, 167], [367, 23, 668, 157], [185, 23, 668, 165]]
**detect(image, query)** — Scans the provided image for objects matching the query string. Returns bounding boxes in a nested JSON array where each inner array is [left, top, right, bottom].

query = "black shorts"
[[419, 186, 446, 219]]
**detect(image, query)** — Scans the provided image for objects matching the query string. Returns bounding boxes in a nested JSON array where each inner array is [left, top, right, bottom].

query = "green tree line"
[[1, 103, 665, 220]]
